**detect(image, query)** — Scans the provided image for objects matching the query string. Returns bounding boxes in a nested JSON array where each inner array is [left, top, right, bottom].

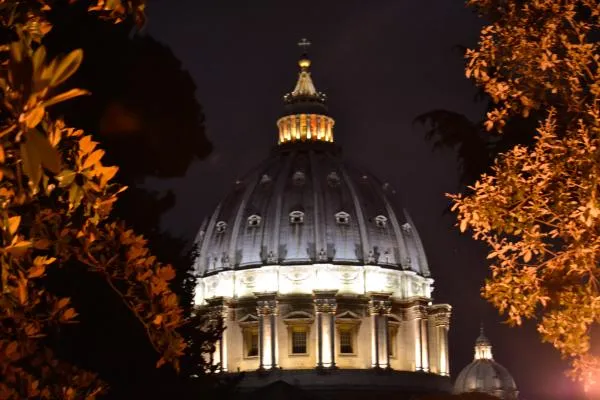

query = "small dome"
[[454, 360, 518, 399], [454, 327, 519, 400]]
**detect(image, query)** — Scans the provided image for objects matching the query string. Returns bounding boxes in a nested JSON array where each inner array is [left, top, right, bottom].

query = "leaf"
[[158, 265, 176, 281], [5, 341, 18, 360], [523, 250, 532, 262], [17, 277, 28, 304], [26, 129, 61, 174], [22, 106, 45, 129], [79, 136, 97, 154], [6, 240, 32, 257], [56, 169, 76, 187], [57, 298, 70, 309], [8, 216, 20, 235], [33, 239, 51, 250], [68, 184, 83, 209], [83, 149, 105, 170], [459, 218, 468, 232], [0, 146, 5, 163], [42, 88, 90, 108], [31, 46, 47, 88], [100, 166, 118, 187], [28, 264, 46, 278], [50, 49, 83, 87], [61, 308, 78, 321]]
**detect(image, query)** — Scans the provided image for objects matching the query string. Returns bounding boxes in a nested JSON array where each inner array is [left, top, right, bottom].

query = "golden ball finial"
[[299, 57, 311, 69]]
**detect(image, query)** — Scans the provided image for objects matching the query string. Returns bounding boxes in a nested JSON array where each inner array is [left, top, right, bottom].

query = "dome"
[[454, 327, 519, 400], [191, 40, 451, 393], [194, 143, 430, 278]]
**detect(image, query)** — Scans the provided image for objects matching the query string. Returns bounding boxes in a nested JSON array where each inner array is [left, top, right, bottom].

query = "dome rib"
[[403, 209, 431, 277], [340, 167, 371, 264], [309, 150, 326, 257], [267, 151, 295, 263], [197, 201, 223, 274], [227, 170, 261, 265], [377, 186, 410, 270]]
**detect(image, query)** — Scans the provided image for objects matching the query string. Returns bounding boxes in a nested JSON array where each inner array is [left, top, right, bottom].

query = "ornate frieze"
[[195, 264, 433, 306]]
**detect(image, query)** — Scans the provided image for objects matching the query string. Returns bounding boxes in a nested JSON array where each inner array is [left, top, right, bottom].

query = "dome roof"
[[454, 360, 518, 399], [454, 327, 519, 400], [193, 143, 430, 278]]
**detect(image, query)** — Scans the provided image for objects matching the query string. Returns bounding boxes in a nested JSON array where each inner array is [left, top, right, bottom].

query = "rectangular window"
[[339, 329, 354, 354], [244, 328, 259, 358], [291, 331, 307, 354]]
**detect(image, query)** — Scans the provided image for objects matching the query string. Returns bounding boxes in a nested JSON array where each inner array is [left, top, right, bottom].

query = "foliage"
[[449, 0, 600, 388], [35, 2, 215, 390], [0, 1, 192, 398]]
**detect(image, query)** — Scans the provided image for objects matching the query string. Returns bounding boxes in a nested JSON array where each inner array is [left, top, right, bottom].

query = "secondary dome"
[[454, 327, 519, 400]]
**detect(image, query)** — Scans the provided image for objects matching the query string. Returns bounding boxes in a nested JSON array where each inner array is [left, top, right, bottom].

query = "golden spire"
[[277, 39, 335, 145], [291, 39, 318, 97]]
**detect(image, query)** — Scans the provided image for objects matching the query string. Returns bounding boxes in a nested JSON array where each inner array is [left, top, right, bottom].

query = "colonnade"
[[207, 293, 451, 375]]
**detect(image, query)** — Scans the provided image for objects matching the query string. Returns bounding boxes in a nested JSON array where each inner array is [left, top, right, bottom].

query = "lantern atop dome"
[[278, 39, 335, 145]]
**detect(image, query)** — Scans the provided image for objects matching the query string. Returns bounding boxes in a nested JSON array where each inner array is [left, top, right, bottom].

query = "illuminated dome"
[[192, 39, 452, 398], [453, 327, 519, 400], [194, 148, 431, 280]]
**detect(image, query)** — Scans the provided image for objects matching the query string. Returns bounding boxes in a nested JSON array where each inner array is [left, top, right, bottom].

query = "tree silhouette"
[[33, 1, 216, 397]]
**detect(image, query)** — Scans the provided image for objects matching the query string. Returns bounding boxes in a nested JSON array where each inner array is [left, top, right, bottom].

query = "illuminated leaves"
[[458, 0, 600, 384], [0, 0, 181, 397]]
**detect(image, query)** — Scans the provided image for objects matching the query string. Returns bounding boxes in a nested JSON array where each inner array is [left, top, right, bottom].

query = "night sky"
[[144, 1, 583, 399]]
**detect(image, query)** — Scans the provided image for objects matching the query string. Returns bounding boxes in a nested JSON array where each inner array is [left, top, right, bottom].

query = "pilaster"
[[256, 292, 279, 370], [407, 300, 429, 372], [368, 293, 392, 369], [429, 304, 451, 376], [313, 290, 338, 368], [207, 297, 229, 372]]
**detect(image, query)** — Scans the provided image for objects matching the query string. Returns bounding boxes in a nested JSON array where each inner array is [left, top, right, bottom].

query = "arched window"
[[215, 221, 227, 233], [375, 215, 387, 228], [335, 211, 350, 225], [248, 214, 262, 228], [289, 211, 305, 224]]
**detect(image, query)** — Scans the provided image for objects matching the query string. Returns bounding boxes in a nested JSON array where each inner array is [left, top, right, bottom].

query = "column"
[[409, 304, 423, 371], [256, 293, 278, 370], [207, 297, 228, 372], [409, 301, 430, 372], [314, 290, 338, 368], [430, 304, 451, 376], [368, 293, 392, 369], [421, 316, 429, 372]]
